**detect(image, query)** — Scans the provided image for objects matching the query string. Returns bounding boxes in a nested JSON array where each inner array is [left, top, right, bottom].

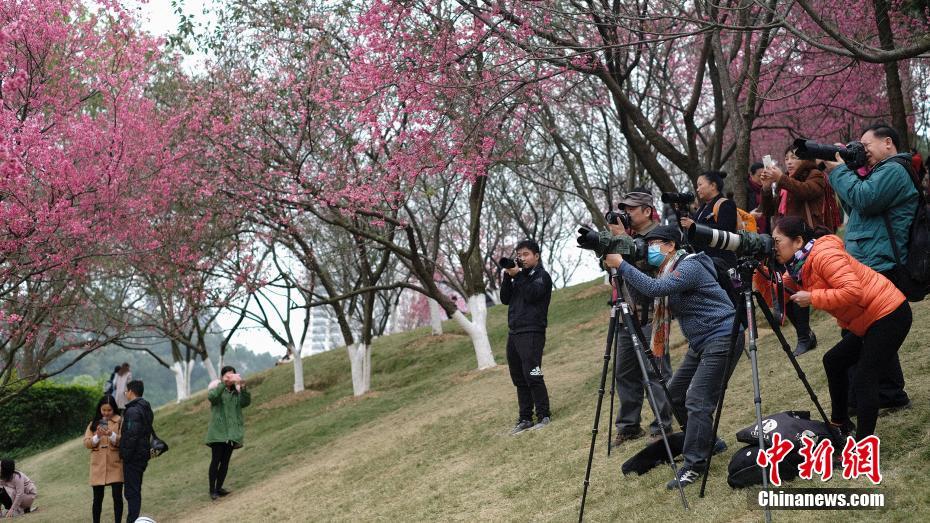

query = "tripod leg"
[[753, 291, 841, 442], [620, 303, 689, 510], [578, 306, 620, 523], [607, 328, 618, 457], [628, 316, 684, 430], [744, 291, 772, 523], [698, 306, 746, 498]]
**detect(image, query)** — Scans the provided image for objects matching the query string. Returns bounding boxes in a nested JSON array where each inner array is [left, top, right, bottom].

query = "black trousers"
[[209, 442, 235, 493], [123, 460, 147, 523], [0, 487, 11, 509], [845, 269, 912, 408], [92, 483, 124, 523], [506, 331, 550, 421], [824, 302, 912, 437]]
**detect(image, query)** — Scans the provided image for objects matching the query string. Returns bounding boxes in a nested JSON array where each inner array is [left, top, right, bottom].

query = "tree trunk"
[[488, 288, 501, 306], [452, 295, 496, 369], [171, 360, 191, 403], [347, 342, 371, 396], [291, 343, 304, 392], [872, 0, 911, 151], [428, 298, 444, 335], [201, 356, 219, 381]]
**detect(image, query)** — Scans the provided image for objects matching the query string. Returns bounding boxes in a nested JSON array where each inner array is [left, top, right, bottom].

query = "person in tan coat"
[[83, 395, 123, 523]]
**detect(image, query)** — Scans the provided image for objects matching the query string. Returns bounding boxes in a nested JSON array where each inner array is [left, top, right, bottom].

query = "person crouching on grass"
[[603, 225, 734, 489]]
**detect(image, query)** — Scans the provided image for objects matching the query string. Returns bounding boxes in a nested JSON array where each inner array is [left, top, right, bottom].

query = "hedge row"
[[0, 381, 100, 457]]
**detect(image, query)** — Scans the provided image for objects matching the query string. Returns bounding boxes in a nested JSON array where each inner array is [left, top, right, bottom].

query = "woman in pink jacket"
[[0, 460, 36, 517]]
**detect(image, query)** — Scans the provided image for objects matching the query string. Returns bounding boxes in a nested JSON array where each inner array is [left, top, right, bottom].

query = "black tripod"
[[697, 258, 840, 523], [578, 271, 688, 522]]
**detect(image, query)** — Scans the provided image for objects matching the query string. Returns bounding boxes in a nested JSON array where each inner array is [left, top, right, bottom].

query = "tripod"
[[578, 271, 688, 522], [697, 258, 840, 523]]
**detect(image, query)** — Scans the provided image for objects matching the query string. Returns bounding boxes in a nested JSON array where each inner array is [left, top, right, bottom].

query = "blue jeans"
[[668, 335, 740, 469], [614, 322, 673, 435]]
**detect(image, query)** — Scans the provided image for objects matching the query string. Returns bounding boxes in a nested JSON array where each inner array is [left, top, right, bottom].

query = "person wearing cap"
[[604, 225, 736, 490], [608, 188, 673, 447], [679, 170, 738, 269]]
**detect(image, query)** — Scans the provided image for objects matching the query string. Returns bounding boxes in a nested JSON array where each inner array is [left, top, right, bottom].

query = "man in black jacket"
[[120, 380, 153, 523], [500, 239, 553, 435]]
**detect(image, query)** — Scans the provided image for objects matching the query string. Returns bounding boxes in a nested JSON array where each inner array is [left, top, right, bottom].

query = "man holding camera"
[[825, 123, 917, 411], [609, 190, 673, 446], [501, 239, 553, 435]]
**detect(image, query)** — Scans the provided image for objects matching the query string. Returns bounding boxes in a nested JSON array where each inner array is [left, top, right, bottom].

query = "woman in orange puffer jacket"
[[770, 216, 912, 438]]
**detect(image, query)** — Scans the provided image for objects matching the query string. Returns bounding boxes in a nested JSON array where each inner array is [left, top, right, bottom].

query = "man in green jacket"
[[206, 366, 251, 500], [826, 122, 916, 413]]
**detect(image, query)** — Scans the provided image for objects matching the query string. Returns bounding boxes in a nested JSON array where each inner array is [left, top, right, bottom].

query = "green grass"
[[20, 279, 930, 522]]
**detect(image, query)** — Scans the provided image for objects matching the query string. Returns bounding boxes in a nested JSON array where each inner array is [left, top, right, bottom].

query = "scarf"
[[786, 239, 816, 286], [650, 249, 688, 357]]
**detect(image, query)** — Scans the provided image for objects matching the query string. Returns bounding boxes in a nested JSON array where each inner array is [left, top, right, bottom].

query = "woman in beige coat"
[[83, 395, 123, 523]]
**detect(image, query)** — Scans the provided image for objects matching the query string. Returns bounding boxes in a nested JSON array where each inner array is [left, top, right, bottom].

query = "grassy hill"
[[19, 279, 930, 522]]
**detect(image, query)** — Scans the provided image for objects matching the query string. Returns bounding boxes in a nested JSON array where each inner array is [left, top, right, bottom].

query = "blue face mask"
[[647, 244, 666, 267]]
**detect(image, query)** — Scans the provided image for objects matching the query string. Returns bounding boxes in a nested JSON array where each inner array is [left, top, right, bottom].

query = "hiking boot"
[[530, 417, 550, 431], [612, 427, 645, 447], [793, 331, 817, 357], [666, 466, 703, 490], [510, 419, 534, 435]]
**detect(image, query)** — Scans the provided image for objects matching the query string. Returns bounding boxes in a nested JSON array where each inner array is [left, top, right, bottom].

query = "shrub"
[[0, 380, 99, 458]]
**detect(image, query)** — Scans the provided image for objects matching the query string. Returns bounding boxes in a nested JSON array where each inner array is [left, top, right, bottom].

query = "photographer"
[[500, 239, 552, 435], [609, 190, 673, 446], [679, 171, 738, 268], [760, 143, 827, 357], [604, 225, 733, 489], [825, 123, 916, 411], [767, 217, 911, 438]]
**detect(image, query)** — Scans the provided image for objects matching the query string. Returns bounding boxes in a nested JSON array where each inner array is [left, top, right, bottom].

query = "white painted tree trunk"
[[202, 356, 219, 381], [291, 343, 304, 392], [428, 298, 444, 335], [347, 342, 371, 396], [171, 360, 193, 403], [452, 294, 496, 370]]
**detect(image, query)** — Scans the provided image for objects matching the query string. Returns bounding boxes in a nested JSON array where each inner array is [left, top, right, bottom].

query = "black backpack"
[[727, 411, 836, 489], [882, 155, 930, 301]]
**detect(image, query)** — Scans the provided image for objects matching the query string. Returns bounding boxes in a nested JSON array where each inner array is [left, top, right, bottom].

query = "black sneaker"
[[216, 487, 231, 497], [510, 419, 534, 435], [530, 416, 550, 430], [210, 491, 219, 501], [712, 438, 728, 455], [666, 466, 703, 490], [612, 426, 645, 447]]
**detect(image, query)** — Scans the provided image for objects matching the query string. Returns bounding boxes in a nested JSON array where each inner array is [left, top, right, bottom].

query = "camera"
[[661, 192, 695, 206], [498, 257, 519, 270], [576, 226, 646, 261], [688, 223, 774, 259], [605, 209, 631, 229], [792, 138, 867, 171]]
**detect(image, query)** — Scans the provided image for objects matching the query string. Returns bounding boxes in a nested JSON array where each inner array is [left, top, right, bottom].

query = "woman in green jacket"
[[206, 366, 251, 500]]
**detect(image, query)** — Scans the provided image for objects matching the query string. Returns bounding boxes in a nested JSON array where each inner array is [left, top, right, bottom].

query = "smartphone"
[[763, 155, 777, 196]]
